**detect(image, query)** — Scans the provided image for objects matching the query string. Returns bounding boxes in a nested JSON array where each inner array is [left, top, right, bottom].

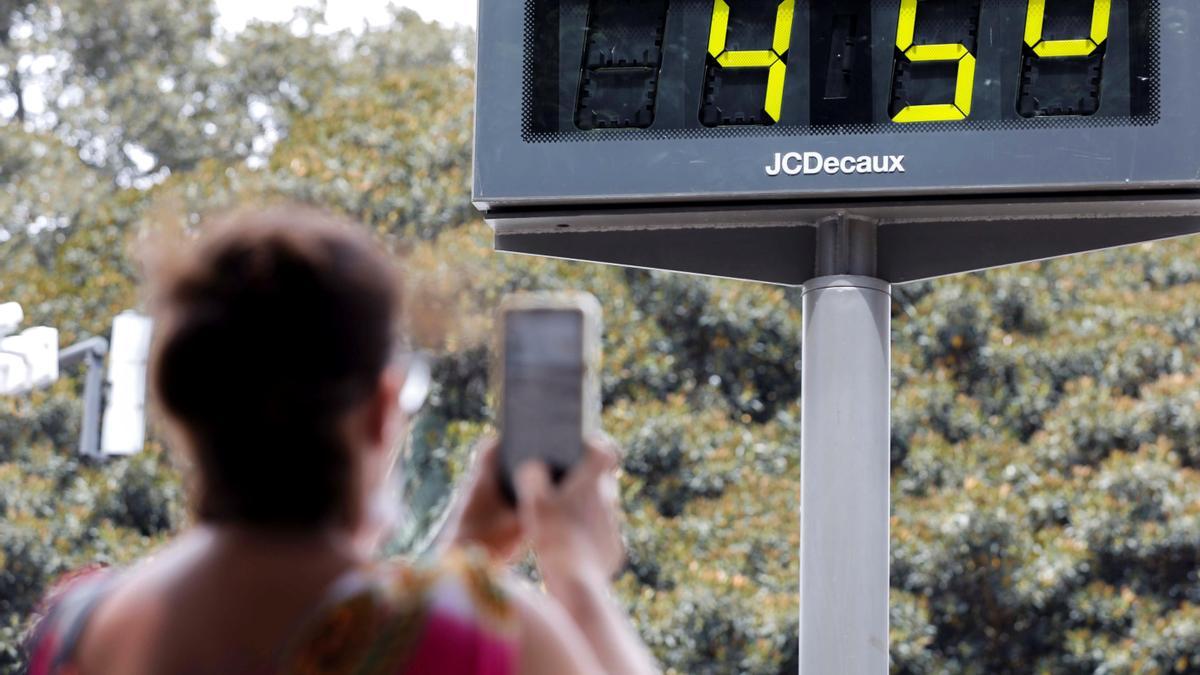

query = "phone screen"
[[502, 309, 585, 484]]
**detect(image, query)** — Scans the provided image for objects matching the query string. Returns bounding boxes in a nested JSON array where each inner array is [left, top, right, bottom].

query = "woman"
[[25, 208, 659, 675]]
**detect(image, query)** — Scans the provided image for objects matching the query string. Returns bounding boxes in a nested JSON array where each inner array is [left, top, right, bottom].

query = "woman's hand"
[[513, 438, 658, 675], [452, 436, 656, 675], [514, 437, 625, 595], [442, 437, 525, 562]]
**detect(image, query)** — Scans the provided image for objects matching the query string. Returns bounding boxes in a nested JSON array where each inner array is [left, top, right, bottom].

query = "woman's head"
[[149, 207, 405, 531]]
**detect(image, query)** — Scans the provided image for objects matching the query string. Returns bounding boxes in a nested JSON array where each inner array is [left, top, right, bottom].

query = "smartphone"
[[496, 293, 602, 505]]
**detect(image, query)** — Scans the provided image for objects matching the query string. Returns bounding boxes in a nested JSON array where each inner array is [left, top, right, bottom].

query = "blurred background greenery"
[[3, 2, 1200, 673]]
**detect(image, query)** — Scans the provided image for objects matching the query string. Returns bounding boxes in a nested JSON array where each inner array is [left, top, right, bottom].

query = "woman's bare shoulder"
[[70, 534, 209, 670]]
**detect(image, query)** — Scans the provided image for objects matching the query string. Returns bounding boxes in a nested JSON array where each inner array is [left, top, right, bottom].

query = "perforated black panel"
[[520, 0, 1161, 143]]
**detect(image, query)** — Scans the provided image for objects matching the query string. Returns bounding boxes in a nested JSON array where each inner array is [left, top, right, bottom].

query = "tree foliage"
[[3, 2, 1200, 673]]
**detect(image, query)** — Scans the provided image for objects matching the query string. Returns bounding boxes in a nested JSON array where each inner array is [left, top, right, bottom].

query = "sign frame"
[[474, 0, 1200, 214]]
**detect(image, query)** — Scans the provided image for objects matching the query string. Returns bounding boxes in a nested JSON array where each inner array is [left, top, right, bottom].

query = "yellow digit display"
[[706, 0, 795, 123], [891, 0, 978, 124], [1024, 0, 1113, 57]]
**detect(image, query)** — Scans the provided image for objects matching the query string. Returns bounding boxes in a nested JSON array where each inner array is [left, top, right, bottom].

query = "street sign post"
[[2, 307, 151, 459], [101, 311, 154, 457], [473, 1, 1200, 671]]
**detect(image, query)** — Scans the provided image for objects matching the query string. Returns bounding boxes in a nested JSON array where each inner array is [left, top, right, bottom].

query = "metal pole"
[[799, 216, 892, 674], [60, 337, 109, 459]]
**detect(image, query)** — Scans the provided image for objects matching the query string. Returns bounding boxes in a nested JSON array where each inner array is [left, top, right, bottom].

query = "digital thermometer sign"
[[526, 0, 1157, 137], [474, 0, 1200, 285]]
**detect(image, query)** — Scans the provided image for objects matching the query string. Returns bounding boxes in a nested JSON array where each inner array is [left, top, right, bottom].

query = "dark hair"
[[149, 207, 401, 529]]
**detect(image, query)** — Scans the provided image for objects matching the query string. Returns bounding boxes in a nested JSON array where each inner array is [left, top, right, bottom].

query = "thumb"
[[514, 461, 553, 511]]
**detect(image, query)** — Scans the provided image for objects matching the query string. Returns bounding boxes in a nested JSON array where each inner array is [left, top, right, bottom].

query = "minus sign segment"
[[586, 62, 656, 72]]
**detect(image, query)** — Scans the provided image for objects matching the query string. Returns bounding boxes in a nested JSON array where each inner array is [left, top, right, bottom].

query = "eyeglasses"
[[388, 352, 432, 489], [388, 351, 432, 471], [396, 352, 432, 417]]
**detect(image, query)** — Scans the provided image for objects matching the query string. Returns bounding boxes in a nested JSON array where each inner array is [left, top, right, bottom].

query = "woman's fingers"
[[445, 436, 527, 561], [461, 436, 508, 509], [477, 434, 500, 458], [473, 436, 502, 476], [560, 436, 619, 495], [588, 434, 621, 469]]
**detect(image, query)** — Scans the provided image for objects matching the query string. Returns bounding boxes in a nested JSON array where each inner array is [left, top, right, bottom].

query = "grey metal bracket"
[[814, 213, 879, 279]]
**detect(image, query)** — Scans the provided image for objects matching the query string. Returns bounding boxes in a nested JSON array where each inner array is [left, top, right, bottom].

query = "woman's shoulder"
[[277, 549, 519, 675], [24, 549, 524, 675], [25, 565, 119, 675]]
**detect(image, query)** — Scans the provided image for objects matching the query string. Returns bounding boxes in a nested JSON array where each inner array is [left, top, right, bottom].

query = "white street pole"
[[799, 275, 892, 674]]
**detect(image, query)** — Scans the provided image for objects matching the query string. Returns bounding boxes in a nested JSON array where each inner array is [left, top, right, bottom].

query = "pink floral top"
[[26, 552, 518, 675]]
